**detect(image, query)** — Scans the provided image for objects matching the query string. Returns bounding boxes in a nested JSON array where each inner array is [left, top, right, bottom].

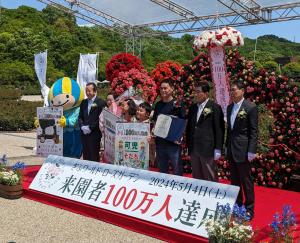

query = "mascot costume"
[[48, 77, 84, 158]]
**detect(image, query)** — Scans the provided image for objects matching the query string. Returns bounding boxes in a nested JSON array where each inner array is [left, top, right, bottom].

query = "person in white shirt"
[[226, 81, 258, 220], [186, 82, 225, 181], [78, 82, 106, 162]]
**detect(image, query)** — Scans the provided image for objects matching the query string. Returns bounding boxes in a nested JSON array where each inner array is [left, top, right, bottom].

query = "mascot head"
[[48, 77, 84, 111]]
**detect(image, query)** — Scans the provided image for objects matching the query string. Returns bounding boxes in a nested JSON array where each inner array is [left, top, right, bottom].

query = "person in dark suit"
[[186, 82, 225, 182], [226, 80, 258, 220], [78, 82, 106, 162]]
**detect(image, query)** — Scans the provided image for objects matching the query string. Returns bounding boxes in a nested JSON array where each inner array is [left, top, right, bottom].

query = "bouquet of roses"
[[193, 27, 244, 50]]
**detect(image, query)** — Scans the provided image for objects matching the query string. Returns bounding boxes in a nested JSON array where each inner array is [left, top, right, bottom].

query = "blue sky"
[[2, 0, 300, 43]]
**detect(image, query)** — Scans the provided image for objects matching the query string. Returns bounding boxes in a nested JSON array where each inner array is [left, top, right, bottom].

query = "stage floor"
[[22, 165, 300, 243]]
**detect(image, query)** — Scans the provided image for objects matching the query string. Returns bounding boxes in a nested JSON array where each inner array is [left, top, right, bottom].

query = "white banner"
[[103, 108, 120, 163], [30, 155, 239, 238], [115, 122, 150, 170], [209, 46, 231, 119], [36, 107, 63, 157], [34, 50, 49, 106], [76, 53, 98, 89]]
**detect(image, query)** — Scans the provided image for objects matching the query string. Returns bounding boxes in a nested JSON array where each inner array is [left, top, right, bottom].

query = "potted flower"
[[0, 155, 25, 199], [205, 203, 254, 243]]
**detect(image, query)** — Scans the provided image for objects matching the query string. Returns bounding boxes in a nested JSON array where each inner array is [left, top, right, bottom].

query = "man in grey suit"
[[226, 81, 258, 220]]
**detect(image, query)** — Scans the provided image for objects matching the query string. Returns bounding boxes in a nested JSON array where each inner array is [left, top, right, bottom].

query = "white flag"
[[34, 50, 49, 106], [76, 53, 98, 89]]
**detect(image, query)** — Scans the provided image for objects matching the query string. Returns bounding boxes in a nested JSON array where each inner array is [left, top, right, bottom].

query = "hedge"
[[0, 100, 42, 131], [0, 88, 21, 100]]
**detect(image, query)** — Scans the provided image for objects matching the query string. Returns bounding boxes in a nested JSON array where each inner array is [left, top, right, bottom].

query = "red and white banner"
[[209, 46, 231, 119], [30, 155, 239, 238]]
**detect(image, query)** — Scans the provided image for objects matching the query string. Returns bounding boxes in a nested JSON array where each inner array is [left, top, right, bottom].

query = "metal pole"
[[254, 37, 258, 62]]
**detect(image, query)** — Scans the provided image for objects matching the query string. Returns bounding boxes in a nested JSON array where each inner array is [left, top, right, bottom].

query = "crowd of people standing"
[[78, 79, 258, 220]]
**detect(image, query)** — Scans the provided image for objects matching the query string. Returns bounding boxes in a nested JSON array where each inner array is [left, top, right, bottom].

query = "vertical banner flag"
[[34, 50, 49, 106], [209, 46, 231, 119], [77, 53, 98, 89], [115, 122, 150, 170], [36, 107, 63, 157]]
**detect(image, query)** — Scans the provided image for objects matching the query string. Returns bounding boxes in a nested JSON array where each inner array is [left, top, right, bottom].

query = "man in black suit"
[[226, 81, 258, 220], [186, 82, 225, 181], [78, 82, 106, 162]]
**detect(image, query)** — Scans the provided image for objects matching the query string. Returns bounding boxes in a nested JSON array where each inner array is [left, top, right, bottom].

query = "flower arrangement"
[[270, 205, 297, 242], [111, 68, 157, 103], [205, 203, 254, 243], [151, 60, 186, 101], [151, 60, 182, 89], [0, 156, 25, 186], [105, 53, 144, 82], [193, 27, 244, 50]]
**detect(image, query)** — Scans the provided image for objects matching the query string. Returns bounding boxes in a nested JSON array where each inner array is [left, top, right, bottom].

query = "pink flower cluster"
[[111, 68, 157, 103]]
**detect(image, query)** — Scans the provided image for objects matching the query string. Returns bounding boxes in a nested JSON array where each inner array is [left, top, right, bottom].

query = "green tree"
[[0, 61, 34, 85]]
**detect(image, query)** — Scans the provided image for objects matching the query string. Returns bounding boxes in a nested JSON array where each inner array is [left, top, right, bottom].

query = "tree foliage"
[[0, 6, 299, 93]]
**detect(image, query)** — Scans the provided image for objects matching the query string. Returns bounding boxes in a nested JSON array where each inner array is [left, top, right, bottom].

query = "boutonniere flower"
[[237, 109, 247, 119], [203, 107, 212, 117], [91, 103, 97, 108]]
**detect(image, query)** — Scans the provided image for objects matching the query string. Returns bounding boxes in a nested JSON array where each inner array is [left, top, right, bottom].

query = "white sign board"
[[30, 155, 239, 238], [36, 107, 63, 157], [115, 122, 150, 170], [103, 109, 120, 163]]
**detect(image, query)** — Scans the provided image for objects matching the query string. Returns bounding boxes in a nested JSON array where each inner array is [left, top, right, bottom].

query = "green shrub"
[[0, 88, 21, 100], [263, 61, 280, 73], [20, 85, 41, 95], [282, 62, 300, 78], [0, 100, 42, 131]]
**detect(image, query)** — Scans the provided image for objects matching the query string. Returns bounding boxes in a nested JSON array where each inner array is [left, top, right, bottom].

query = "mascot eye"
[[66, 95, 69, 98]]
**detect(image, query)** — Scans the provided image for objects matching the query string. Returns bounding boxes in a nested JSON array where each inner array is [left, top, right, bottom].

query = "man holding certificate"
[[153, 79, 186, 176], [186, 82, 225, 181]]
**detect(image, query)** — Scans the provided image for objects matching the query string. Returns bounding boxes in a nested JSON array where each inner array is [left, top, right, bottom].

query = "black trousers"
[[191, 153, 218, 182], [229, 156, 255, 215], [81, 134, 101, 162]]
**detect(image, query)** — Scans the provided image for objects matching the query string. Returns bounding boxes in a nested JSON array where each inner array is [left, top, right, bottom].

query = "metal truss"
[[133, 2, 300, 36], [36, 0, 300, 37], [125, 37, 142, 58], [150, 0, 195, 18], [217, 0, 266, 22], [37, 0, 133, 36]]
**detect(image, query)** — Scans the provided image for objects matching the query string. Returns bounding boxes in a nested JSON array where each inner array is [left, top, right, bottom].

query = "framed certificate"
[[153, 114, 186, 142]]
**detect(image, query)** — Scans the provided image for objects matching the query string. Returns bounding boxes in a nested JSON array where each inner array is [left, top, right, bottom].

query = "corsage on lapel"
[[91, 103, 98, 108], [203, 107, 212, 117], [237, 108, 247, 119]]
